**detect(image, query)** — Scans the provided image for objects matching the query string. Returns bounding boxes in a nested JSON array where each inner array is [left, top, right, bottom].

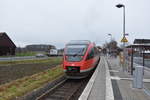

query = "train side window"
[[86, 48, 94, 60], [94, 47, 98, 56]]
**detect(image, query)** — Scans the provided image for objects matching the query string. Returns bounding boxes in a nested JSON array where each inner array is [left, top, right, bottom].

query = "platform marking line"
[[78, 58, 103, 100], [143, 79, 150, 83], [110, 76, 150, 83], [110, 76, 121, 80], [110, 76, 132, 81], [109, 70, 119, 73], [143, 87, 150, 97], [105, 58, 114, 100]]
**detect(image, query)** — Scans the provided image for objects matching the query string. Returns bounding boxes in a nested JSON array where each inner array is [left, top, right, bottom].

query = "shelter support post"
[[131, 46, 134, 75]]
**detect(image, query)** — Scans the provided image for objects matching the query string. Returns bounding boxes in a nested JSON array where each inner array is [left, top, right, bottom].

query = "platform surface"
[[107, 57, 150, 100], [88, 57, 106, 100], [79, 56, 150, 100]]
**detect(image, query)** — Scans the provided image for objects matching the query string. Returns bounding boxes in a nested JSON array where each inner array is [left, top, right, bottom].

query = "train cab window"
[[86, 48, 94, 60], [65, 45, 87, 62]]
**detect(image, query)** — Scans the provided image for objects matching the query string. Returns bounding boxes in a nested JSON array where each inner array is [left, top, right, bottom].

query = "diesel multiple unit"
[[63, 40, 100, 79]]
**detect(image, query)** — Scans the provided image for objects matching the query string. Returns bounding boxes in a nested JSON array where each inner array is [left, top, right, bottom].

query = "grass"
[[0, 52, 37, 57], [15, 52, 37, 57], [0, 57, 62, 66], [0, 65, 64, 100]]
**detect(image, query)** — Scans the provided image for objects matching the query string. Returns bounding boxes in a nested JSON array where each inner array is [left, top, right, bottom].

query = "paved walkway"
[[79, 56, 150, 100], [107, 57, 150, 100], [88, 57, 106, 100], [143, 68, 150, 93], [79, 57, 114, 100]]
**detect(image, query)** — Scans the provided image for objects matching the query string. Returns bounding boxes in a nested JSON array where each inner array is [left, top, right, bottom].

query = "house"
[[0, 32, 16, 56]]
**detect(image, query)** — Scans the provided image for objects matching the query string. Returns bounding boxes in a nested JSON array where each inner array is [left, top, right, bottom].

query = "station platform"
[[79, 56, 150, 100]]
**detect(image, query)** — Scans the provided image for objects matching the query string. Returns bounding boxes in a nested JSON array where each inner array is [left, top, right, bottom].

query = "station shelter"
[[125, 39, 150, 74]]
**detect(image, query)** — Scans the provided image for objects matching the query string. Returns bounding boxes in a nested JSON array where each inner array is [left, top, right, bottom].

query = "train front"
[[63, 44, 88, 79]]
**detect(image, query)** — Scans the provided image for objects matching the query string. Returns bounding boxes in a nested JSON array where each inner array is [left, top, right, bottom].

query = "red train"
[[63, 40, 100, 79]]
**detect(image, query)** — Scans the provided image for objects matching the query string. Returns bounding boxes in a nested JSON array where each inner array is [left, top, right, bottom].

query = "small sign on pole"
[[121, 37, 128, 42]]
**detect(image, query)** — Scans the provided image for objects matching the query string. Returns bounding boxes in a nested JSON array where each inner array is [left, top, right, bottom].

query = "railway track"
[[36, 77, 90, 100]]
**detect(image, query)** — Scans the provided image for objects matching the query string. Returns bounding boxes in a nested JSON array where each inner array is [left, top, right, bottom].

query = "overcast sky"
[[0, 0, 150, 48]]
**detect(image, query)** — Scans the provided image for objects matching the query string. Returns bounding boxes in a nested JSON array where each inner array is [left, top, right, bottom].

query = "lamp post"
[[116, 4, 126, 47], [116, 4, 126, 71], [108, 33, 112, 41], [108, 34, 112, 55]]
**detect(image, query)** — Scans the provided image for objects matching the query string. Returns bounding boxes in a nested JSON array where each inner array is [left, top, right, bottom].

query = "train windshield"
[[66, 45, 87, 55], [65, 45, 87, 61]]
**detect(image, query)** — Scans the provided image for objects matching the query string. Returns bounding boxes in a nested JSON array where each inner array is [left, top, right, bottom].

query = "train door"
[[85, 47, 95, 69]]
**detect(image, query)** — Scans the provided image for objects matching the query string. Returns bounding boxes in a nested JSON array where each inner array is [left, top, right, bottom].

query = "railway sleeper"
[[47, 95, 66, 99]]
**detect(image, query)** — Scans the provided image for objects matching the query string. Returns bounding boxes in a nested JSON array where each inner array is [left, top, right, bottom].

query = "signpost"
[[121, 37, 128, 43], [120, 36, 128, 71]]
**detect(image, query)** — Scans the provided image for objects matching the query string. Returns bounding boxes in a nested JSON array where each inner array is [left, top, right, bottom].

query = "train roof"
[[67, 40, 91, 45]]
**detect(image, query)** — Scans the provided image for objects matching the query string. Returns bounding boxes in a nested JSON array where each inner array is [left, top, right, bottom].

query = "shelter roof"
[[134, 39, 150, 44], [126, 44, 150, 50]]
